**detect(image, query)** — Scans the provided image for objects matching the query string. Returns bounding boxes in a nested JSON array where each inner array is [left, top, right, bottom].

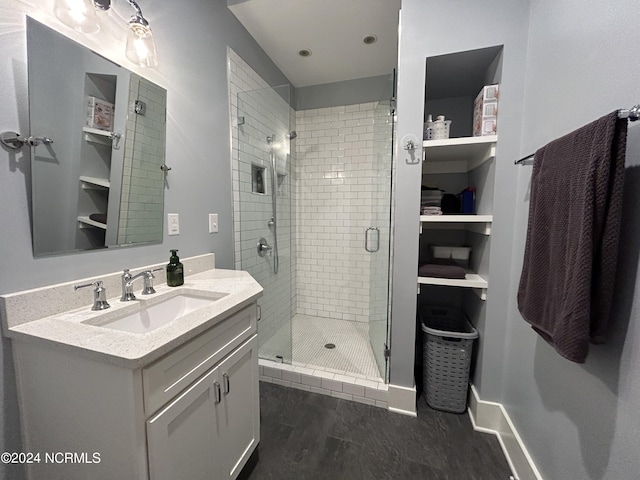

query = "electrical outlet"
[[168, 213, 180, 235], [208, 213, 219, 233]]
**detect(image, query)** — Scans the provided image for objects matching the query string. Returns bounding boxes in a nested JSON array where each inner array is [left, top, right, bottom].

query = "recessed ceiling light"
[[363, 35, 377, 45], [298, 49, 312, 57]]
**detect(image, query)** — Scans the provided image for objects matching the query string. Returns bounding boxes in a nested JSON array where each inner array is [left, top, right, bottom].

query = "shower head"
[[287, 131, 297, 140]]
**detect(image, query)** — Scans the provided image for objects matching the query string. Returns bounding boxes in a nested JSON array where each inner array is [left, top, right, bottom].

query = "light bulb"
[[126, 21, 158, 68], [54, 0, 99, 33]]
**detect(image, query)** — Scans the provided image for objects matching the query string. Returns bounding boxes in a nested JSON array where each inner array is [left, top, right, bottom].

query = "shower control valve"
[[257, 237, 272, 257]]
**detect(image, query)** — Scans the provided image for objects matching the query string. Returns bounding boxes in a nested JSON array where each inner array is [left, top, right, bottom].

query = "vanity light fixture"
[[54, 0, 100, 33], [123, 0, 158, 67], [53, 0, 158, 68]]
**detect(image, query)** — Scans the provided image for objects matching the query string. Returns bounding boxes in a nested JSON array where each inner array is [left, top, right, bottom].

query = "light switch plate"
[[168, 213, 180, 235], [208, 214, 218, 233]]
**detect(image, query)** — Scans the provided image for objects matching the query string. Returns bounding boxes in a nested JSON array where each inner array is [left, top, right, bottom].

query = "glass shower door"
[[369, 71, 396, 382], [236, 85, 293, 364]]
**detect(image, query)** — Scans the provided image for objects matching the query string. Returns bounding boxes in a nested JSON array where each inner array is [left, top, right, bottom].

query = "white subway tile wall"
[[295, 104, 377, 323], [118, 75, 166, 244]]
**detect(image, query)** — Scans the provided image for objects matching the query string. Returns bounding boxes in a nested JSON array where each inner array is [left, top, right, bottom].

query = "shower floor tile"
[[259, 314, 383, 380]]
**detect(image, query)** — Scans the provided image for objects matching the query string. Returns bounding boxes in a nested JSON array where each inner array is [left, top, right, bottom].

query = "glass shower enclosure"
[[236, 85, 294, 364], [234, 76, 395, 381], [369, 71, 395, 381]]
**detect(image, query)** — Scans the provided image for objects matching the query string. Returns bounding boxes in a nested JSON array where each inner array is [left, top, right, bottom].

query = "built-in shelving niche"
[[417, 45, 503, 365]]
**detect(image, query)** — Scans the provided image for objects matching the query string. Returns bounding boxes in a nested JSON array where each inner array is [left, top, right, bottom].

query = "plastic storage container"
[[424, 115, 451, 140], [458, 187, 476, 214], [421, 306, 478, 413], [431, 245, 471, 268]]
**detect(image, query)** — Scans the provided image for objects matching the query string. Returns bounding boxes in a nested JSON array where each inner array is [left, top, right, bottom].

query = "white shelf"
[[82, 126, 112, 137], [418, 272, 488, 300], [77, 216, 107, 229], [420, 214, 493, 235], [83, 126, 113, 146], [420, 214, 492, 223], [423, 135, 497, 174], [79, 175, 110, 189]]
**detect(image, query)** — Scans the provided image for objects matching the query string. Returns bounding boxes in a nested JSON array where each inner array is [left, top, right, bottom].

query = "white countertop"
[[3, 268, 263, 369]]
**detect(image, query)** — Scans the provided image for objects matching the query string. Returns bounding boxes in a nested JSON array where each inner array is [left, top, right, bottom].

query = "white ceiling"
[[228, 0, 401, 88]]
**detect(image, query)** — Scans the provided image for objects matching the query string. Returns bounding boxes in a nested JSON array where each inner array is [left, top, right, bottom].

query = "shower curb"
[[258, 358, 388, 409]]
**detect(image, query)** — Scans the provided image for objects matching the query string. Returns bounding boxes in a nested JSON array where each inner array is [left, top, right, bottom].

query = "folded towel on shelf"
[[421, 186, 443, 207], [517, 111, 627, 363], [419, 259, 467, 279], [422, 206, 442, 215], [89, 213, 107, 224]]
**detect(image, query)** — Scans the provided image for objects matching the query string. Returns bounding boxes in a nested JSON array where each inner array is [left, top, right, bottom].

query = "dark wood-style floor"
[[248, 382, 512, 480]]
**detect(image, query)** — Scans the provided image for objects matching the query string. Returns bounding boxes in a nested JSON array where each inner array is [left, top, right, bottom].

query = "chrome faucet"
[[74, 281, 110, 311], [120, 268, 162, 301]]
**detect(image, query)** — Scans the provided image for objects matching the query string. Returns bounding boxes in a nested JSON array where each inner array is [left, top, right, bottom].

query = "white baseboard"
[[468, 385, 543, 480], [387, 383, 417, 416]]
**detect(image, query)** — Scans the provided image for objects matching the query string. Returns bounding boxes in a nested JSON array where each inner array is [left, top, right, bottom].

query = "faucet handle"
[[74, 281, 110, 311], [141, 268, 164, 295], [121, 269, 137, 302]]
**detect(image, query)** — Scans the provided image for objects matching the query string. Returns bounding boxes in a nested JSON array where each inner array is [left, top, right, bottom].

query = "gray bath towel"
[[517, 111, 627, 363], [419, 259, 466, 279]]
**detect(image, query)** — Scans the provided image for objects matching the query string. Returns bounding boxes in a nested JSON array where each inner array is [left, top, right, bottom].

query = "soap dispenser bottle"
[[166, 249, 184, 287]]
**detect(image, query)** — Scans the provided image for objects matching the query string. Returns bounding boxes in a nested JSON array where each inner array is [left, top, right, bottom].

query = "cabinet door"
[[146, 366, 221, 480], [217, 335, 260, 479]]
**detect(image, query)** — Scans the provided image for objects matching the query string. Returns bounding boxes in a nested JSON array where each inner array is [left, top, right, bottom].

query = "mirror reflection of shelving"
[[76, 72, 117, 249]]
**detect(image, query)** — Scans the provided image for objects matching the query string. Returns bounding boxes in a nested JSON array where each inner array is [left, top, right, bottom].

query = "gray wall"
[[296, 75, 390, 110], [392, 0, 530, 394], [398, 0, 640, 478], [503, 0, 640, 478], [0, 1, 288, 478]]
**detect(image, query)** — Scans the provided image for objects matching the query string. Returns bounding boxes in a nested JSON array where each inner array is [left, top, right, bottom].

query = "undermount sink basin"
[[83, 292, 228, 334]]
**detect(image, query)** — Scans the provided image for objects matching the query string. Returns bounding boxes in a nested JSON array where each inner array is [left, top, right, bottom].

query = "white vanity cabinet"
[[146, 335, 259, 480], [11, 301, 259, 480]]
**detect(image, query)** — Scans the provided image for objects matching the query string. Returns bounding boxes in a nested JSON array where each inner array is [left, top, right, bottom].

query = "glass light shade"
[[54, 0, 99, 33], [126, 22, 158, 68]]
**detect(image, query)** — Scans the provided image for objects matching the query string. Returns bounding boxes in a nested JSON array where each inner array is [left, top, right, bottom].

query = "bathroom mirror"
[[27, 17, 167, 257]]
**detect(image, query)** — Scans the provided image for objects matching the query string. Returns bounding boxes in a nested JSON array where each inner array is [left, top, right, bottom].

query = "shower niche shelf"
[[251, 164, 267, 194]]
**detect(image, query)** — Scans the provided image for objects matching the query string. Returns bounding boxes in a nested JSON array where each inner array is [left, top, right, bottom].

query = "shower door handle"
[[365, 227, 380, 253]]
